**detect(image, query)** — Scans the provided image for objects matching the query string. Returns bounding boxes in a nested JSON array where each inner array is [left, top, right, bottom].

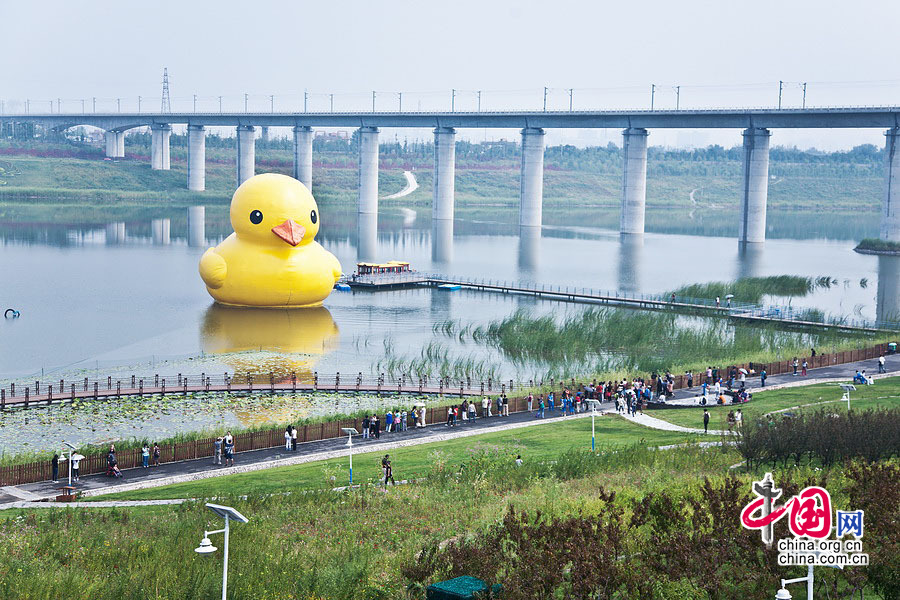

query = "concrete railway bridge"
[[4, 107, 900, 244]]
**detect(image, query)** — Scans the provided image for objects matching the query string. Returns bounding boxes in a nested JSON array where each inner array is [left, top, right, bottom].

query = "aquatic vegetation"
[[667, 274, 822, 304], [435, 307, 876, 380], [0, 390, 447, 462]]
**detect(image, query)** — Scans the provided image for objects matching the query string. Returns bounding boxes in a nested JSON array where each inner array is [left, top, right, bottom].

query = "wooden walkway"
[[345, 274, 896, 334], [0, 379, 499, 411]]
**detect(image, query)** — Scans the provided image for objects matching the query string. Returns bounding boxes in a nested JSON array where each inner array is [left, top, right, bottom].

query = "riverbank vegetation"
[[0, 137, 886, 215], [2, 430, 896, 599], [855, 237, 900, 254]]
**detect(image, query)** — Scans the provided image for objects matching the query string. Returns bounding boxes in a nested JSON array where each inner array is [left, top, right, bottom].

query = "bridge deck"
[[345, 274, 893, 334], [0, 381, 487, 410]]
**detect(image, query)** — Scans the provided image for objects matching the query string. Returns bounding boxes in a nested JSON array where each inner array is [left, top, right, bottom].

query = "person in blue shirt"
[[548, 392, 555, 411]]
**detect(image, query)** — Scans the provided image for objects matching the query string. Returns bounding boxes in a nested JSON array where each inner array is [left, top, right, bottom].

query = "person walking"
[[141, 443, 150, 468], [538, 397, 545, 418], [686, 371, 693, 389], [446, 405, 454, 427], [502, 394, 509, 417], [527, 393, 534, 412], [760, 368, 767, 387], [726, 410, 736, 433], [373, 414, 381, 439], [213, 437, 222, 465], [703, 409, 710, 434], [878, 354, 886, 374], [284, 427, 292, 450], [71, 453, 80, 482], [792, 358, 799, 376], [291, 425, 298, 451], [801, 359, 808, 377], [223, 432, 234, 467], [735, 409, 743, 430], [548, 392, 555, 412], [481, 396, 489, 419], [152, 443, 161, 467], [382, 454, 395, 486], [468, 400, 477, 422], [386, 410, 394, 433], [51, 454, 59, 483]]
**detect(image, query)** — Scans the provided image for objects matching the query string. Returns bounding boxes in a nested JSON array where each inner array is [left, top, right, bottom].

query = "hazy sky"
[[3, 0, 899, 149]]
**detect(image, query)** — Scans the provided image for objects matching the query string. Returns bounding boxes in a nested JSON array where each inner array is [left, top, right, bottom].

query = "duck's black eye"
[[249, 210, 263, 225], [310, 209, 318, 224]]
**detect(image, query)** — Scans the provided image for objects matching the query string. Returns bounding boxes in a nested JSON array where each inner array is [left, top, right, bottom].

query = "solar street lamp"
[[840, 384, 856, 410], [63, 442, 76, 486], [342, 428, 359, 485], [195, 503, 250, 600]]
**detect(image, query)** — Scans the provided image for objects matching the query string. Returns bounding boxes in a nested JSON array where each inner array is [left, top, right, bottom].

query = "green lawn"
[[95, 415, 696, 501], [650, 376, 900, 430]]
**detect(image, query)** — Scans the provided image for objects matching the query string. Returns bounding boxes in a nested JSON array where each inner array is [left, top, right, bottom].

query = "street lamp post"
[[63, 442, 75, 486], [342, 428, 358, 485], [650, 84, 656, 110], [195, 504, 250, 600], [591, 406, 597, 452]]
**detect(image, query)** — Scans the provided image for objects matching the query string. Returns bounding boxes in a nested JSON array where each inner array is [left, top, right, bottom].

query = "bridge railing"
[[0, 371, 524, 408], [348, 272, 900, 332]]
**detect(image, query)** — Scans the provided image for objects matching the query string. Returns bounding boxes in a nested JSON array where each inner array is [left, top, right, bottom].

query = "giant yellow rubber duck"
[[199, 173, 342, 307]]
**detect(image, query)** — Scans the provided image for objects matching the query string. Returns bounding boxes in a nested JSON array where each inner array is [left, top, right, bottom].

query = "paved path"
[[381, 170, 418, 199], [9, 403, 614, 503], [4, 351, 897, 506], [651, 352, 900, 408]]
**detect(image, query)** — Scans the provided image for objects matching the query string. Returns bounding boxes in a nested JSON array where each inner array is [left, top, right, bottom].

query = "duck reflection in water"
[[200, 304, 339, 384]]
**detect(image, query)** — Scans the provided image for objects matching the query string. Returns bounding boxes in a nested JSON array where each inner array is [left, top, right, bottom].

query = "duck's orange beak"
[[271, 219, 305, 246]]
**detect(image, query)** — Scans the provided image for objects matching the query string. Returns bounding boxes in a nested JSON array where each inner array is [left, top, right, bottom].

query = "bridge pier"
[[292, 125, 313, 190], [151, 218, 171, 245], [187, 124, 206, 191], [739, 127, 771, 244], [519, 127, 545, 227], [518, 225, 541, 271], [150, 124, 172, 170], [432, 217, 454, 263], [357, 212, 378, 262], [881, 127, 900, 242], [876, 254, 900, 322], [620, 127, 649, 235], [236, 125, 256, 186], [188, 206, 206, 247], [433, 127, 456, 220], [105, 130, 124, 158], [358, 126, 379, 215]]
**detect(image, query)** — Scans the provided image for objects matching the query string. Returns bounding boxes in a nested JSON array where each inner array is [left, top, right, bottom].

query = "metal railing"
[[347, 272, 900, 332]]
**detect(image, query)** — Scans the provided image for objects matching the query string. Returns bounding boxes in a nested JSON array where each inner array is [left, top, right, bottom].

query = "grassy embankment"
[[93, 414, 696, 501], [0, 139, 884, 213], [2, 418, 896, 598]]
